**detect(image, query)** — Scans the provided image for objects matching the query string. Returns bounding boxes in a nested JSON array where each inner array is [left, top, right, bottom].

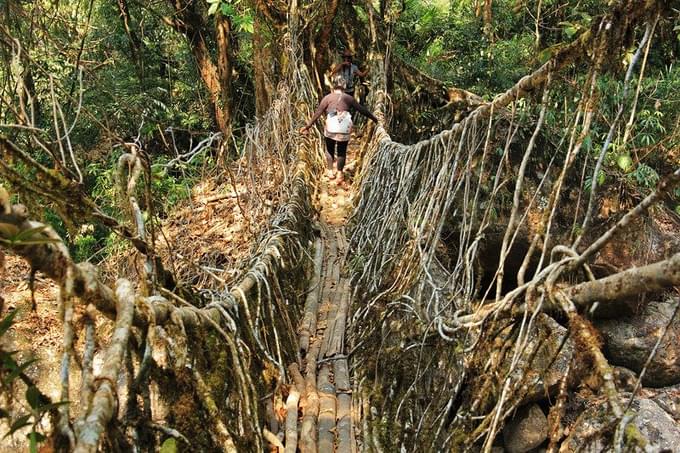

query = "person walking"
[[331, 49, 367, 98], [299, 75, 378, 186]]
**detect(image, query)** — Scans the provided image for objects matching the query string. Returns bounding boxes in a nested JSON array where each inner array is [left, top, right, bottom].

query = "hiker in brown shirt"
[[300, 75, 378, 185], [330, 49, 368, 98]]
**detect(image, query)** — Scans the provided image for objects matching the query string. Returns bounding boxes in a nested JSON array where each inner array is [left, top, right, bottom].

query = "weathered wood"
[[264, 428, 284, 451], [320, 227, 343, 358], [300, 237, 324, 353], [289, 362, 306, 394], [334, 358, 352, 453], [326, 279, 351, 356], [285, 364, 306, 453], [74, 280, 135, 453], [284, 387, 301, 453], [300, 341, 321, 453], [317, 364, 336, 453], [566, 252, 680, 307]]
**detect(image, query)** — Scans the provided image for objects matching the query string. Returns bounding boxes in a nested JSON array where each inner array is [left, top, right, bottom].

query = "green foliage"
[[73, 233, 99, 262], [616, 153, 633, 173], [207, 0, 254, 33], [584, 169, 606, 193], [628, 163, 659, 189], [393, 0, 610, 94], [160, 437, 178, 453], [636, 110, 665, 147], [150, 161, 193, 213]]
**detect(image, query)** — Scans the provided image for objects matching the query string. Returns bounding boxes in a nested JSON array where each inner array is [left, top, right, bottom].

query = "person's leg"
[[324, 137, 337, 178], [359, 82, 368, 105], [336, 140, 348, 183]]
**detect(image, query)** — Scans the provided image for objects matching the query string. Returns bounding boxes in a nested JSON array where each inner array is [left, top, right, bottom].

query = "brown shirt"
[[306, 91, 378, 141]]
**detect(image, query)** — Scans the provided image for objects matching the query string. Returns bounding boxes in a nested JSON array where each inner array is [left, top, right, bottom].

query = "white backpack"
[[325, 94, 353, 135]]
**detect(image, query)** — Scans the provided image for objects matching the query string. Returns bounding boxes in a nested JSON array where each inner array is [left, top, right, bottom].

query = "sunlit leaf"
[[220, 2, 235, 17], [207, 1, 219, 16], [616, 154, 633, 172], [160, 438, 177, 453], [597, 170, 606, 186]]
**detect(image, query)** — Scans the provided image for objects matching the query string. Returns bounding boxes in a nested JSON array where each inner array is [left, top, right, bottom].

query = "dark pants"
[[325, 137, 348, 172]]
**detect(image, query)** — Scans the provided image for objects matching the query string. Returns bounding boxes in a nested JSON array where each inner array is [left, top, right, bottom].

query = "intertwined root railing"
[[348, 0, 679, 450], [0, 31, 324, 450]]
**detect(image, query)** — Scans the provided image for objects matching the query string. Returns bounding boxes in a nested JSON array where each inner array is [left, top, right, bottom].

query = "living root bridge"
[[347, 0, 678, 451], [0, 158, 317, 450]]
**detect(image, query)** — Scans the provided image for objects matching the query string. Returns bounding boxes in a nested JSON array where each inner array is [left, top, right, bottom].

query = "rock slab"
[[560, 397, 680, 452], [503, 403, 548, 453], [597, 299, 680, 387]]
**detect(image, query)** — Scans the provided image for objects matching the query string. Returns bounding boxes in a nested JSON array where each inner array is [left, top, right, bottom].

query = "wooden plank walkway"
[[286, 155, 356, 452], [288, 223, 354, 453]]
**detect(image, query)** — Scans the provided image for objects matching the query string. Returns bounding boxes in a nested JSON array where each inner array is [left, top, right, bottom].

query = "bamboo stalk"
[[320, 227, 342, 358], [334, 358, 353, 453], [326, 279, 351, 356], [300, 341, 321, 453], [300, 237, 324, 353], [317, 363, 336, 452]]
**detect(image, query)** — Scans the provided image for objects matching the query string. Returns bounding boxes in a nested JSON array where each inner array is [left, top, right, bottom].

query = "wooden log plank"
[[317, 363, 336, 453], [286, 362, 306, 453], [334, 358, 352, 453], [319, 227, 341, 358], [300, 237, 325, 353], [284, 388, 301, 453], [299, 341, 321, 453], [325, 279, 351, 356]]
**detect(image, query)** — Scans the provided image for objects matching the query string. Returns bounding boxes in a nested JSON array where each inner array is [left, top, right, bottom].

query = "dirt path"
[[286, 143, 357, 452]]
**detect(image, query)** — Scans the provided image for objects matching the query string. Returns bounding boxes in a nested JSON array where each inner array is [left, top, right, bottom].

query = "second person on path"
[[299, 75, 378, 186]]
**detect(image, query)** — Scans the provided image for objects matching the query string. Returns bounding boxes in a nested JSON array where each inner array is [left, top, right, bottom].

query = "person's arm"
[[301, 97, 328, 132], [350, 97, 378, 123], [355, 66, 368, 78], [331, 62, 344, 74]]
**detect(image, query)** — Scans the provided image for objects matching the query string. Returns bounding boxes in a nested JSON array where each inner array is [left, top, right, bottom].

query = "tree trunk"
[[215, 13, 233, 135], [190, 31, 231, 136], [314, 0, 340, 80], [484, 0, 494, 41], [164, 0, 231, 136], [116, 0, 144, 81], [253, 13, 271, 117]]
